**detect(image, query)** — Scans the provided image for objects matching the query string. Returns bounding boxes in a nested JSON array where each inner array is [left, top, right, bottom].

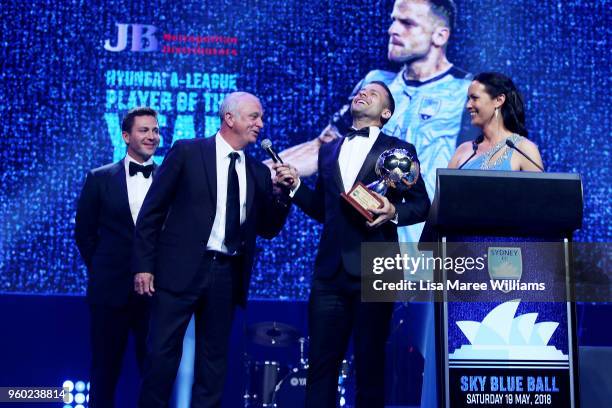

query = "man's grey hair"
[[219, 91, 259, 120]]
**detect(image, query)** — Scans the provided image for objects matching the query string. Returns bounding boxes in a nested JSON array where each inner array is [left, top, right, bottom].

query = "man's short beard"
[[389, 51, 426, 66]]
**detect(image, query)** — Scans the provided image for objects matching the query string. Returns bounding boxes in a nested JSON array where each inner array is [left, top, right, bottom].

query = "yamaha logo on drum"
[[290, 376, 306, 386]]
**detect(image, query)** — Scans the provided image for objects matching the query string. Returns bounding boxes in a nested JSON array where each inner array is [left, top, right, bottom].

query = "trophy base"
[[341, 182, 383, 222]]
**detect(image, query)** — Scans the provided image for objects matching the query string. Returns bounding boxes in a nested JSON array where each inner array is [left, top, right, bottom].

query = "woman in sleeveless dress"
[[448, 72, 544, 171]]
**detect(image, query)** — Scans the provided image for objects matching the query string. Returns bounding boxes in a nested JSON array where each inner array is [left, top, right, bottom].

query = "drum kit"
[[243, 321, 353, 407]]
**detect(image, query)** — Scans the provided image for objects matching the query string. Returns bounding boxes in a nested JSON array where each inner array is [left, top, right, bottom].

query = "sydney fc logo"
[[418, 97, 440, 120], [488, 247, 523, 293]]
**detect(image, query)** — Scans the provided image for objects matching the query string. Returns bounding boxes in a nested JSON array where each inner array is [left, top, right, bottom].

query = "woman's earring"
[[494, 108, 499, 119]]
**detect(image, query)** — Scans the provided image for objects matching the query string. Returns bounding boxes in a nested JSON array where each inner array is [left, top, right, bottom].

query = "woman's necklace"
[[479, 134, 520, 170]]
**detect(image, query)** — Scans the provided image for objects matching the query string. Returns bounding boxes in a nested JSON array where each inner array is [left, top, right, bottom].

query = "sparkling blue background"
[[0, 0, 609, 299]]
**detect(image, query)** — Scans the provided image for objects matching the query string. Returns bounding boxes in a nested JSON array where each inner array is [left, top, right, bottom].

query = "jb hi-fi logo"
[[104, 23, 239, 56], [104, 23, 159, 52]]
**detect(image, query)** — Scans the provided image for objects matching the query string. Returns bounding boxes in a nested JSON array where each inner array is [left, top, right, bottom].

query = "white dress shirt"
[[124, 154, 155, 224], [338, 126, 381, 192], [290, 126, 397, 223], [206, 133, 247, 253], [290, 126, 382, 196]]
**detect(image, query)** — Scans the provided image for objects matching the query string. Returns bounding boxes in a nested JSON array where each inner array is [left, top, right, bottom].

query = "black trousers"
[[89, 295, 149, 408], [138, 252, 238, 408], [305, 269, 394, 408]]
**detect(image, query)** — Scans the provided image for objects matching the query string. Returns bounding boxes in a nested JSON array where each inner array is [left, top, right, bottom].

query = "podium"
[[427, 169, 583, 408]]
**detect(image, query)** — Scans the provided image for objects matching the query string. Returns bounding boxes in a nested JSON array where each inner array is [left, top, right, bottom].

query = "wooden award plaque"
[[341, 182, 383, 222]]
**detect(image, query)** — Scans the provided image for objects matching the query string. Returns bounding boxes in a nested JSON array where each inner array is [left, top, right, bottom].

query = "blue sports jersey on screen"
[[334, 66, 477, 243]]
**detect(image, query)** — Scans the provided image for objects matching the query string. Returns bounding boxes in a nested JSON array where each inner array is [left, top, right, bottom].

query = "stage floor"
[[0, 295, 610, 407]]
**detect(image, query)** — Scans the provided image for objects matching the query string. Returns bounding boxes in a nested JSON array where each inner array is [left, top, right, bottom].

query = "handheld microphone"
[[261, 139, 294, 187], [260, 139, 283, 164], [505, 139, 544, 171]]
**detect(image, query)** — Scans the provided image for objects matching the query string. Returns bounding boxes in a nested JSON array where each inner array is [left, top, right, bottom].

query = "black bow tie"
[[345, 128, 370, 140], [129, 161, 154, 178]]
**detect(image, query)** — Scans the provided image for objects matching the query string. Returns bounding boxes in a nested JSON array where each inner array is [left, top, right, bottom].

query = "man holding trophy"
[[274, 81, 430, 408]]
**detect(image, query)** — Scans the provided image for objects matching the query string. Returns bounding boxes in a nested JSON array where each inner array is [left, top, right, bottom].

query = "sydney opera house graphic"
[[449, 300, 568, 361]]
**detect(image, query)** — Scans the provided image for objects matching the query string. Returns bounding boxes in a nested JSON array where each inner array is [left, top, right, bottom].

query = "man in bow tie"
[[271, 0, 476, 245], [75, 106, 160, 406], [274, 81, 430, 408], [132, 92, 291, 407]]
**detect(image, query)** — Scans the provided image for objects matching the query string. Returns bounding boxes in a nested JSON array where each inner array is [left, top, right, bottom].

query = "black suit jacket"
[[293, 132, 430, 279], [75, 160, 157, 306], [131, 137, 289, 306]]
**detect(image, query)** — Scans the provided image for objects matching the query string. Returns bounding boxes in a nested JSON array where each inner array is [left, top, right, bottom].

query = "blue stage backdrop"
[[0, 0, 609, 299]]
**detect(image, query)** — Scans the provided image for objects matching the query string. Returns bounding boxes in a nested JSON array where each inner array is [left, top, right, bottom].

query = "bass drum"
[[244, 360, 284, 407], [273, 367, 307, 407]]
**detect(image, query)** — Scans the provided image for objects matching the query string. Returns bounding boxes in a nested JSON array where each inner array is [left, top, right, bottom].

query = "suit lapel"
[[199, 137, 217, 206], [112, 160, 135, 226], [244, 157, 256, 218], [328, 138, 345, 193], [151, 162, 159, 178], [353, 133, 390, 186]]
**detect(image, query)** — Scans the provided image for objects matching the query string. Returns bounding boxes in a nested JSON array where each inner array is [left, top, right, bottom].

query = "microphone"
[[261, 139, 294, 188], [260, 139, 283, 164], [505, 139, 544, 171], [457, 135, 483, 170]]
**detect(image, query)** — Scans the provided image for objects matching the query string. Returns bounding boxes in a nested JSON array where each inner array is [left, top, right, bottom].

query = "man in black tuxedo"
[[132, 92, 290, 407], [75, 106, 160, 407], [274, 81, 430, 408]]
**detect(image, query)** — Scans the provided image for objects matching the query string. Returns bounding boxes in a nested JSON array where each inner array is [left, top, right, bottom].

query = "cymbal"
[[247, 321, 301, 347]]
